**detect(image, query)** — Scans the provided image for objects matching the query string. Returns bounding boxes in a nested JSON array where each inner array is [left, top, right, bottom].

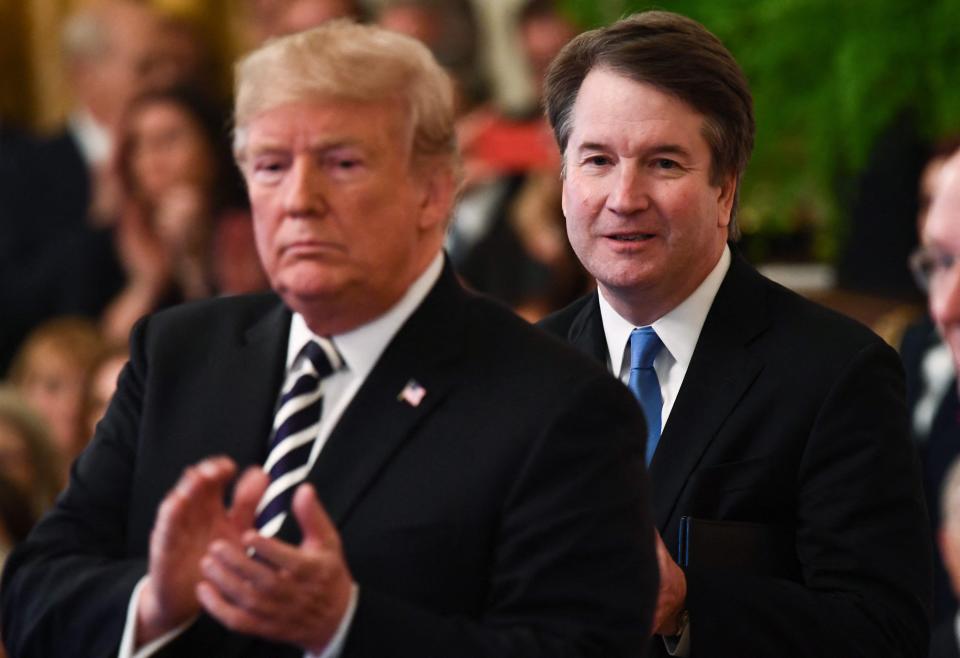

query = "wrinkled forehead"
[[235, 95, 413, 159]]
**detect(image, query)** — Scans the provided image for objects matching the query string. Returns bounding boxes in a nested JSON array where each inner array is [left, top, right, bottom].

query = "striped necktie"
[[628, 326, 664, 465], [255, 338, 343, 537]]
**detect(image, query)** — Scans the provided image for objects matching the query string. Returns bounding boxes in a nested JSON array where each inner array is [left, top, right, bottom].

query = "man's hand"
[[197, 481, 355, 653], [136, 457, 268, 646], [652, 530, 687, 636]]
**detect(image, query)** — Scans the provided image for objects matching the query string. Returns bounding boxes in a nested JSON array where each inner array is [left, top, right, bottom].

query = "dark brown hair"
[[543, 10, 754, 236]]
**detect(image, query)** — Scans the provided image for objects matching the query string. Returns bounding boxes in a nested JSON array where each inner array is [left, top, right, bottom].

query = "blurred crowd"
[[3, 0, 960, 645], [0, 0, 589, 569]]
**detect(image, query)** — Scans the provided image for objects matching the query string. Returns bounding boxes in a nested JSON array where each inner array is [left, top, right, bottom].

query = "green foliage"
[[559, 0, 960, 259]]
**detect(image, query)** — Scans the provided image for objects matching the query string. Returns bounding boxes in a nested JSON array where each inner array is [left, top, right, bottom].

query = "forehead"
[[243, 98, 410, 152], [925, 153, 960, 249], [568, 67, 707, 153]]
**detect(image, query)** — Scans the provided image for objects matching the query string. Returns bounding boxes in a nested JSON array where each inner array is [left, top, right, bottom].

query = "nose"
[[606, 163, 649, 216], [283, 157, 326, 218], [930, 263, 960, 332]]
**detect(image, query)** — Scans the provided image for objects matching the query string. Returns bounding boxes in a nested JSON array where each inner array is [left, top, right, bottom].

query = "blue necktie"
[[628, 327, 663, 465], [256, 338, 343, 536]]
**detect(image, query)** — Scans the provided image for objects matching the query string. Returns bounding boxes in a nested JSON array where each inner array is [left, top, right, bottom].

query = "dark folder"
[[677, 517, 800, 581]]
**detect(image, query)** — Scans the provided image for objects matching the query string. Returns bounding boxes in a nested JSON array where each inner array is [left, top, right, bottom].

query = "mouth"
[[280, 240, 346, 258], [605, 232, 657, 242]]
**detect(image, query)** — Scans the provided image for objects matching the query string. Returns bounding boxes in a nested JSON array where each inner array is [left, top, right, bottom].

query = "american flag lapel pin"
[[398, 379, 427, 407]]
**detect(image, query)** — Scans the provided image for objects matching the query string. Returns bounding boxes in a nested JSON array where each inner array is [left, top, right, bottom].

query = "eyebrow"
[[575, 141, 694, 159]]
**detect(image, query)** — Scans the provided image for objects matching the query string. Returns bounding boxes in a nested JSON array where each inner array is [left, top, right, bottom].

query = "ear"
[[716, 173, 737, 229], [417, 166, 456, 232]]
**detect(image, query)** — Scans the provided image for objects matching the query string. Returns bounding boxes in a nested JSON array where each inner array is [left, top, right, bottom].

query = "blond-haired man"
[[1, 21, 657, 658]]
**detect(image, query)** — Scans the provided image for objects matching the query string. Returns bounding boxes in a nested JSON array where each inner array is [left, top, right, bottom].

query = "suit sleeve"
[[684, 341, 932, 657], [339, 374, 659, 658], [0, 317, 154, 658]]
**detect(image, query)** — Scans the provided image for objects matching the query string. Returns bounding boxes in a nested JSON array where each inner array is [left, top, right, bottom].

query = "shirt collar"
[[599, 244, 731, 373], [287, 252, 444, 379], [67, 108, 112, 167]]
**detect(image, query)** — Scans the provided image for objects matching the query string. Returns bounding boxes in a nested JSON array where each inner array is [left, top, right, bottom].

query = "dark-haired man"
[[539, 10, 931, 657]]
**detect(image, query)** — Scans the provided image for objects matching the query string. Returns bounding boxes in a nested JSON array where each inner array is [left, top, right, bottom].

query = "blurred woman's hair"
[[0, 386, 65, 514], [115, 84, 248, 212]]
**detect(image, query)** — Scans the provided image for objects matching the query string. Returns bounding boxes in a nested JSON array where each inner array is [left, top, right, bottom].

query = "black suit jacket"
[[1, 263, 658, 657], [931, 619, 960, 658], [0, 128, 122, 373], [540, 251, 932, 657]]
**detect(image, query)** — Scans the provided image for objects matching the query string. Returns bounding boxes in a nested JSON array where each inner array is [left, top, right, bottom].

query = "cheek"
[[250, 211, 277, 273]]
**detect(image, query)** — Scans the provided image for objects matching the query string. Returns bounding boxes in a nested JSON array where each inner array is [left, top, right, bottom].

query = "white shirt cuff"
[[662, 619, 691, 657], [118, 577, 358, 658], [307, 584, 359, 658], [117, 576, 197, 658]]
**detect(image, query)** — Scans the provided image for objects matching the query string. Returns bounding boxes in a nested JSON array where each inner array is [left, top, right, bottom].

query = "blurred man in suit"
[[903, 139, 960, 623], [0, 0, 169, 373], [539, 10, 931, 657], [1, 20, 658, 658]]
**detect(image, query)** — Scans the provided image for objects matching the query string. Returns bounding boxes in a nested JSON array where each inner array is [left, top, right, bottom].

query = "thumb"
[[293, 483, 340, 552]]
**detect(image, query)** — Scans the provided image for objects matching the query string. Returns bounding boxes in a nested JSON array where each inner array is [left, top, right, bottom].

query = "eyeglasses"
[[909, 246, 958, 292]]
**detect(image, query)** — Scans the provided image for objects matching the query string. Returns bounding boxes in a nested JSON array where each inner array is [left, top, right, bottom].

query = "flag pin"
[[398, 379, 427, 407]]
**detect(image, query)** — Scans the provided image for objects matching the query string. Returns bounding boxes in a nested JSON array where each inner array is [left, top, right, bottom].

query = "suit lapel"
[[565, 292, 609, 366], [649, 254, 769, 530], [278, 265, 466, 541], [209, 300, 290, 470]]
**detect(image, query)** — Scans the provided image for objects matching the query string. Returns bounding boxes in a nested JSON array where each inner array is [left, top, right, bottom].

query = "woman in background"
[[102, 86, 267, 341], [7, 317, 102, 474]]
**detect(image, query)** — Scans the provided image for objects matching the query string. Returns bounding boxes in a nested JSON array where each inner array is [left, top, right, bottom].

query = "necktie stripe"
[[256, 464, 313, 515], [272, 389, 324, 435], [255, 337, 342, 537], [263, 421, 322, 473], [280, 372, 320, 401]]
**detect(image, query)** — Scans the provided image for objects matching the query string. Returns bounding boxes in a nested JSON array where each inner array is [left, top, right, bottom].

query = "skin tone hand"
[[652, 530, 687, 636], [197, 479, 355, 653], [136, 457, 268, 647]]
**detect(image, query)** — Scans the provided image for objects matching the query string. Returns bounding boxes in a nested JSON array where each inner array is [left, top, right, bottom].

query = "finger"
[[292, 484, 340, 551], [207, 539, 280, 591], [201, 546, 282, 617], [242, 532, 308, 570], [175, 456, 237, 499], [229, 466, 269, 532], [197, 580, 280, 638]]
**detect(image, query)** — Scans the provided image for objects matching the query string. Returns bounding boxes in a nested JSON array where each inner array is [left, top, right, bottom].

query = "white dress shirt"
[[119, 252, 445, 658], [599, 245, 731, 429], [67, 108, 112, 168]]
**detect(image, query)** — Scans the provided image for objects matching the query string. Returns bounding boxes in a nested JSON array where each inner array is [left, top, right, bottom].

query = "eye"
[[583, 154, 612, 167], [324, 151, 366, 176], [250, 157, 287, 184], [655, 159, 678, 170]]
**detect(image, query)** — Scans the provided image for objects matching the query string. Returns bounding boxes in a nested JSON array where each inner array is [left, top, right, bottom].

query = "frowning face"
[[239, 99, 451, 333]]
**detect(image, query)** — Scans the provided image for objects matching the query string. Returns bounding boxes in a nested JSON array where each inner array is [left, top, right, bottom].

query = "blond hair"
[[233, 19, 457, 173]]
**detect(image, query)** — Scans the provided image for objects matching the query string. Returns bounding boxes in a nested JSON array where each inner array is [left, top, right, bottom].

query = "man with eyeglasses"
[[918, 149, 960, 657], [917, 148, 960, 380], [904, 141, 960, 625]]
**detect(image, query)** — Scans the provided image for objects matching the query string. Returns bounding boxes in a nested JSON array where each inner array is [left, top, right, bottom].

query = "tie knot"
[[300, 338, 344, 379], [630, 327, 662, 370]]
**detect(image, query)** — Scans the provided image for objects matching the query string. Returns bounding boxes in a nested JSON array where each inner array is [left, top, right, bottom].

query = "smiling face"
[[239, 99, 451, 334], [561, 68, 734, 326]]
